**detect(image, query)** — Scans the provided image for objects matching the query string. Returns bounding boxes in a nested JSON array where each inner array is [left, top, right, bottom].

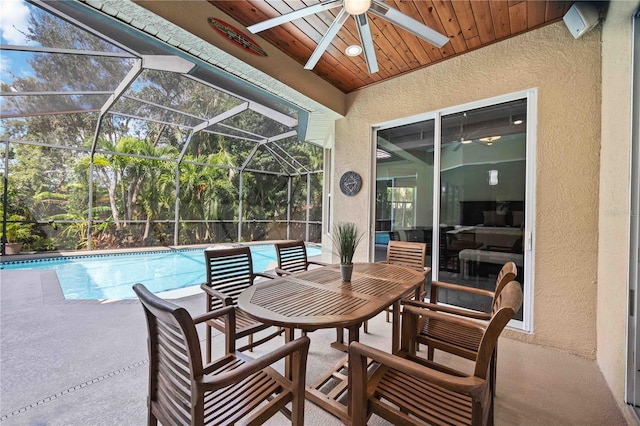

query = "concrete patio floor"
[[0, 267, 629, 425]]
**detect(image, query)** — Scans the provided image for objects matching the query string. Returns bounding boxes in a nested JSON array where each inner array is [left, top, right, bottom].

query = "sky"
[[0, 0, 36, 81], [0, 0, 32, 45]]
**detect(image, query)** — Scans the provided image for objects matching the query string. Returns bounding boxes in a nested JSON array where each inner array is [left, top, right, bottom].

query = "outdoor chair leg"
[[205, 325, 212, 363]]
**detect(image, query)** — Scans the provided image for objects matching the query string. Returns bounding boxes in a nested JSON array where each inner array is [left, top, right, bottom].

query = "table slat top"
[[238, 263, 426, 329]]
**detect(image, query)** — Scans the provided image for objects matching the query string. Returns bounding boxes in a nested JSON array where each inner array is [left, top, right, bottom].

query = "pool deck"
[[0, 250, 629, 425]]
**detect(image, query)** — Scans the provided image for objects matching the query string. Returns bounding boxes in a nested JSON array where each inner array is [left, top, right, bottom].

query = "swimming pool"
[[1, 244, 322, 300]]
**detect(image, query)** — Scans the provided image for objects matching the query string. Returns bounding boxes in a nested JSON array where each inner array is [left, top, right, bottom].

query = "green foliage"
[[3, 214, 34, 243], [330, 222, 364, 265], [0, 3, 325, 251]]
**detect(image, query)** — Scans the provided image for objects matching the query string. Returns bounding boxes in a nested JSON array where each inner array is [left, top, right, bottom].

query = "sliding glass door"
[[374, 92, 534, 330], [627, 10, 640, 410], [375, 119, 435, 270], [438, 100, 527, 321]]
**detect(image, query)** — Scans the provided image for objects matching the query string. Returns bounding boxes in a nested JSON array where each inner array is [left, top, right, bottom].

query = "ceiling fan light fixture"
[[479, 135, 501, 144], [345, 44, 362, 56], [344, 0, 371, 15]]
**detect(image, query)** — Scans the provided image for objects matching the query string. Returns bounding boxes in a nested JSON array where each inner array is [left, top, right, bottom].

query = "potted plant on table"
[[331, 222, 364, 282]]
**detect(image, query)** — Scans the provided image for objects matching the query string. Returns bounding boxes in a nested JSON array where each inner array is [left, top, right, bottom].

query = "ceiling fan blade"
[[305, 8, 350, 70], [369, 0, 449, 48], [247, 0, 343, 33], [354, 14, 378, 74]]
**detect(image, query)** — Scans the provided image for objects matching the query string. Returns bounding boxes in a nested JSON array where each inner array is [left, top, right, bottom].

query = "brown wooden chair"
[[133, 283, 310, 426], [349, 280, 523, 426], [403, 261, 517, 397], [378, 240, 430, 322], [201, 247, 283, 360], [275, 240, 327, 276], [406, 261, 517, 359]]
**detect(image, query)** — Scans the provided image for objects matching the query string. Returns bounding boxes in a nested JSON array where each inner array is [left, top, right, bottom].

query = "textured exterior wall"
[[598, 0, 638, 406], [334, 22, 602, 356]]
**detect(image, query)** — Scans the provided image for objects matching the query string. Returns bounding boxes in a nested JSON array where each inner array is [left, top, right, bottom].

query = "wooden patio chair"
[[275, 240, 327, 276], [378, 240, 430, 322], [133, 283, 310, 426], [403, 261, 517, 395], [201, 246, 284, 361], [349, 280, 523, 426]]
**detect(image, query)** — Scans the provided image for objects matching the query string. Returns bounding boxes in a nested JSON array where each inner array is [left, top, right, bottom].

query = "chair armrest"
[[254, 272, 276, 280], [308, 260, 328, 267], [402, 299, 491, 321], [200, 336, 310, 390], [275, 268, 293, 276], [349, 341, 486, 396], [192, 305, 236, 325], [431, 280, 495, 297], [402, 305, 487, 333], [200, 284, 233, 306]]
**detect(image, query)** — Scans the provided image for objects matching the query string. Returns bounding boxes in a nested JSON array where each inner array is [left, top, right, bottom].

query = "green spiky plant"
[[331, 222, 364, 265]]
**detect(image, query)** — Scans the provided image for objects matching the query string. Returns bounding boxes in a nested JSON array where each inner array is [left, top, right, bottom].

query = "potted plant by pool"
[[2, 215, 33, 255], [331, 221, 364, 282]]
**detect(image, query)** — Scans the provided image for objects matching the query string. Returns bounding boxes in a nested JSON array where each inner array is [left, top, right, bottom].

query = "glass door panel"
[[375, 119, 435, 269], [438, 99, 527, 320]]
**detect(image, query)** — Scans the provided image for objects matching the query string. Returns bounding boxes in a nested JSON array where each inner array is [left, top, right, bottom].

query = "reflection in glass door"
[[375, 119, 435, 269], [374, 94, 532, 329], [438, 100, 527, 321]]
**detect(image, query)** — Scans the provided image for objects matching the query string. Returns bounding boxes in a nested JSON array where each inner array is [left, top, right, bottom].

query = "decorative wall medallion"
[[207, 18, 268, 57], [340, 171, 362, 196]]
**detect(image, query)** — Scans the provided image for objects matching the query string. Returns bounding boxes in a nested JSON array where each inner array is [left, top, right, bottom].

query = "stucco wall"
[[598, 0, 638, 407], [334, 22, 602, 356]]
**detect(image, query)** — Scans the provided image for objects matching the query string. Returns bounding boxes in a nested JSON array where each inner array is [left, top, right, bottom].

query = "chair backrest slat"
[[475, 280, 523, 378], [386, 241, 427, 273], [491, 261, 518, 315], [204, 247, 255, 310], [276, 241, 309, 274]]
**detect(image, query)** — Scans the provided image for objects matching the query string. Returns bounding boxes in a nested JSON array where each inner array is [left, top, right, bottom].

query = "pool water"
[[1, 244, 322, 300]]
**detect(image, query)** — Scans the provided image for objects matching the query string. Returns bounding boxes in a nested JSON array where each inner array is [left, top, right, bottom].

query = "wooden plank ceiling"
[[209, 0, 577, 93]]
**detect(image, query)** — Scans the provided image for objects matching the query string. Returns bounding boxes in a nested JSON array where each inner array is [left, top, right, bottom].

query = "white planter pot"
[[340, 263, 353, 282]]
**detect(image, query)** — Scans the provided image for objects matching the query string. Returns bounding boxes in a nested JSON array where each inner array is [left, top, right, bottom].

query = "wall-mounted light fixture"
[[489, 170, 499, 186]]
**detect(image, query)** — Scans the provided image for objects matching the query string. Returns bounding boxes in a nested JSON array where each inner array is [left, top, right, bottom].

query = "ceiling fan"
[[451, 113, 501, 151], [247, 0, 450, 74]]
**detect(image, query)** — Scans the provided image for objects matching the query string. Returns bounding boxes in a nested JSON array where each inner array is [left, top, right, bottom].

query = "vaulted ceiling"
[[210, 0, 582, 93]]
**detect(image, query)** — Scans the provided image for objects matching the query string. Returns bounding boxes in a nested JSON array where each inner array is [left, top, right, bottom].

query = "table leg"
[[348, 325, 359, 345], [391, 300, 401, 353], [284, 327, 295, 380]]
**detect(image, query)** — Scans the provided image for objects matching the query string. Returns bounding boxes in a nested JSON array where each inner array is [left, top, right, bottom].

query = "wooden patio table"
[[237, 262, 427, 423]]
